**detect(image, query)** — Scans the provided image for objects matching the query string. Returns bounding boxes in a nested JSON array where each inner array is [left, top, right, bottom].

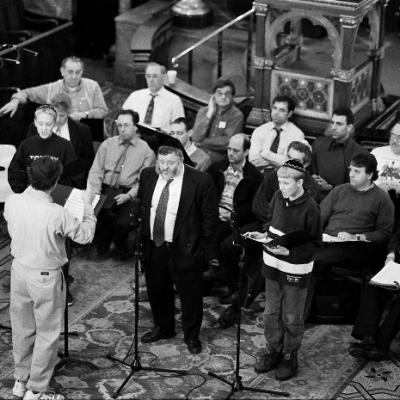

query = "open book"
[[369, 260, 400, 290], [64, 188, 100, 222], [242, 230, 311, 249]]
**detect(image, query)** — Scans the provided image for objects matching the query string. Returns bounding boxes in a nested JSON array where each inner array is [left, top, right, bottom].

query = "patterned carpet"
[[1, 237, 400, 399]]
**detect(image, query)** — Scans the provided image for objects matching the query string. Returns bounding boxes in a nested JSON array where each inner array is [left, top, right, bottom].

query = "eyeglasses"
[[145, 74, 162, 79], [215, 90, 233, 98]]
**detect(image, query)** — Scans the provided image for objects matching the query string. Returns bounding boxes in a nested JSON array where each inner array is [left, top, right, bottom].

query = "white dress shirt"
[[249, 121, 304, 169], [122, 87, 185, 132], [150, 165, 184, 243]]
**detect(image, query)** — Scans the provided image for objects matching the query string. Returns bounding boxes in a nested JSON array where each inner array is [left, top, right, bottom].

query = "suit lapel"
[[173, 167, 196, 240], [67, 118, 79, 150]]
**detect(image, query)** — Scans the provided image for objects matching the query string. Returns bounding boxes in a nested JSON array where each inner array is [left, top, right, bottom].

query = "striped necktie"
[[144, 94, 156, 125], [270, 127, 282, 153], [153, 179, 173, 246]]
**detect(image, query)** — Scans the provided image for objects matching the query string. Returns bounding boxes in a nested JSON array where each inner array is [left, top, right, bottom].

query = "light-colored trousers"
[[10, 263, 65, 393]]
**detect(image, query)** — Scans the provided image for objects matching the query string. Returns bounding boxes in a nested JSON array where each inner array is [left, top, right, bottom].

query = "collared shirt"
[[12, 78, 108, 118], [150, 165, 184, 243], [219, 161, 245, 221], [87, 135, 155, 199], [249, 121, 304, 169], [191, 103, 244, 154], [122, 87, 185, 132], [4, 186, 96, 270], [54, 122, 70, 142]]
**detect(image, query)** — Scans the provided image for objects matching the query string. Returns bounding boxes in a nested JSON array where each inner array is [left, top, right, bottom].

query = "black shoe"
[[66, 290, 74, 307], [141, 326, 176, 343], [275, 352, 298, 380], [219, 290, 239, 305], [185, 338, 202, 354], [217, 307, 239, 329], [254, 351, 282, 373], [348, 342, 387, 360]]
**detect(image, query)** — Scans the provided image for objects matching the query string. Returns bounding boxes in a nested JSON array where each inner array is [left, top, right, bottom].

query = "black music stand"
[[208, 208, 290, 399], [107, 213, 188, 399], [52, 184, 106, 372]]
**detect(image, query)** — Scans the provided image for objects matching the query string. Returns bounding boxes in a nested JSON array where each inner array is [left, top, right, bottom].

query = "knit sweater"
[[262, 191, 322, 287], [321, 183, 394, 243]]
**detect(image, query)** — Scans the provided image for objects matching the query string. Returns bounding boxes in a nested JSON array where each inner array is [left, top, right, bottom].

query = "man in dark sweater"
[[314, 152, 394, 276], [311, 107, 367, 197], [8, 105, 77, 193]]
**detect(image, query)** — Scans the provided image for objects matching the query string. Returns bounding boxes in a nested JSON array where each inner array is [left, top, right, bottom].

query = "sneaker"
[[66, 290, 74, 307], [12, 380, 26, 397], [23, 390, 65, 400], [254, 351, 282, 373], [275, 352, 298, 381]]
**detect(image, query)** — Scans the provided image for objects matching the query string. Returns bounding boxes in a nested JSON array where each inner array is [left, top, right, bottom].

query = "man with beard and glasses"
[[138, 143, 218, 354]]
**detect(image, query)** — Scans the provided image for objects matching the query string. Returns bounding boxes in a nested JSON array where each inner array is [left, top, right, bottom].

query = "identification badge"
[[218, 121, 226, 129]]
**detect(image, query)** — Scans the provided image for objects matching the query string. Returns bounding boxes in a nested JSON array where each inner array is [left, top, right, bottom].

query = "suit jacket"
[[27, 118, 94, 188], [138, 165, 218, 265]]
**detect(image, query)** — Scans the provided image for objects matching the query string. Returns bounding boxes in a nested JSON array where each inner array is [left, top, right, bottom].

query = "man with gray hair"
[[123, 62, 185, 132], [0, 56, 108, 121]]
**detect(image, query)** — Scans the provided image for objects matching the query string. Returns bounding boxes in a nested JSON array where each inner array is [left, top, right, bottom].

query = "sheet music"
[[369, 260, 400, 290], [64, 189, 100, 221]]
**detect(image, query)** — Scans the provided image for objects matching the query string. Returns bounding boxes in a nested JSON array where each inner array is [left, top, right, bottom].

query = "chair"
[[0, 144, 16, 202]]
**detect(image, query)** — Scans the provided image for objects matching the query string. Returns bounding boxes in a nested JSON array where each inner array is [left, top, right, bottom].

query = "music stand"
[[53, 184, 106, 372], [107, 212, 188, 399], [208, 207, 290, 399]]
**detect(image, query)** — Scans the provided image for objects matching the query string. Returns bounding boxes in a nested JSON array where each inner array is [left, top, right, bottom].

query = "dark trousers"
[[94, 200, 133, 252], [352, 284, 400, 351], [314, 241, 387, 277], [144, 242, 203, 341]]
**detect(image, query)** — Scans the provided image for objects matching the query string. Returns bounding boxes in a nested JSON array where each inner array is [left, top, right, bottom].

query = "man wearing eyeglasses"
[[87, 109, 155, 259], [191, 77, 244, 165], [122, 62, 185, 132]]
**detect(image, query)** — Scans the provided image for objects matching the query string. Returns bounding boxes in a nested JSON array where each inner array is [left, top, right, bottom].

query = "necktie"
[[144, 94, 156, 125], [153, 179, 173, 246], [109, 143, 130, 188], [270, 127, 282, 153]]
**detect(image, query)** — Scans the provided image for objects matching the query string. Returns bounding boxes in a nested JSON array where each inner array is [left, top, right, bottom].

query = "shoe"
[[23, 391, 64, 400], [219, 290, 239, 305], [275, 352, 298, 381], [141, 326, 176, 343], [185, 338, 202, 354], [254, 351, 282, 373], [348, 342, 387, 360], [66, 290, 74, 307], [217, 307, 239, 329], [12, 380, 26, 397]]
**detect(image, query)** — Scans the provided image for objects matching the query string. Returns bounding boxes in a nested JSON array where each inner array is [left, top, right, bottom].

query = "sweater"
[[8, 134, 77, 193], [321, 183, 394, 243], [262, 191, 322, 287]]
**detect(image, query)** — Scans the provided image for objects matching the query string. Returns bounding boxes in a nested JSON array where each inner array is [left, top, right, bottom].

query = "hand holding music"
[[265, 244, 289, 256]]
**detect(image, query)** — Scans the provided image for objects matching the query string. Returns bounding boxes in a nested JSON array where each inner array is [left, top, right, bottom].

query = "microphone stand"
[[56, 239, 98, 371], [107, 209, 188, 399], [208, 207, 289, 399]]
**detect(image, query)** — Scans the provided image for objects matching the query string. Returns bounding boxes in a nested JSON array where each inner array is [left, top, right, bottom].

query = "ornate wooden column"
[[247, 1, 270, 126], [331, 15, 359, 110]]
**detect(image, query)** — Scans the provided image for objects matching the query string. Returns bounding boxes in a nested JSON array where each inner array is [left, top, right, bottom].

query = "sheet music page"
[[64, 189, 100, 221], [370, 260, 400, 289]]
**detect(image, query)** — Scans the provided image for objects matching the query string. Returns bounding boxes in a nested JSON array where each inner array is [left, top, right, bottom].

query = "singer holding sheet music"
[[87, 109, 155, 259], [4, 157, 96, 400]]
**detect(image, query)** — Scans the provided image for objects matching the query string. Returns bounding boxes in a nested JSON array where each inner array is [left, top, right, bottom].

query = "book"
[[369, 260, 400, 290], [242, 230, 312, 249], [64, 188, 100, 221]]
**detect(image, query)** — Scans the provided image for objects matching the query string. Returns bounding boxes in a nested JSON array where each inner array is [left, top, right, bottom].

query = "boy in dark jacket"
[[245, 159, 321, 380]]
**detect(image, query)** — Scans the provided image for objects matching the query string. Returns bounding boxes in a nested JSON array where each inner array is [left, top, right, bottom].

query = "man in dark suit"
[[138, 143, 218, 354], [26, 93, 95, 189]]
